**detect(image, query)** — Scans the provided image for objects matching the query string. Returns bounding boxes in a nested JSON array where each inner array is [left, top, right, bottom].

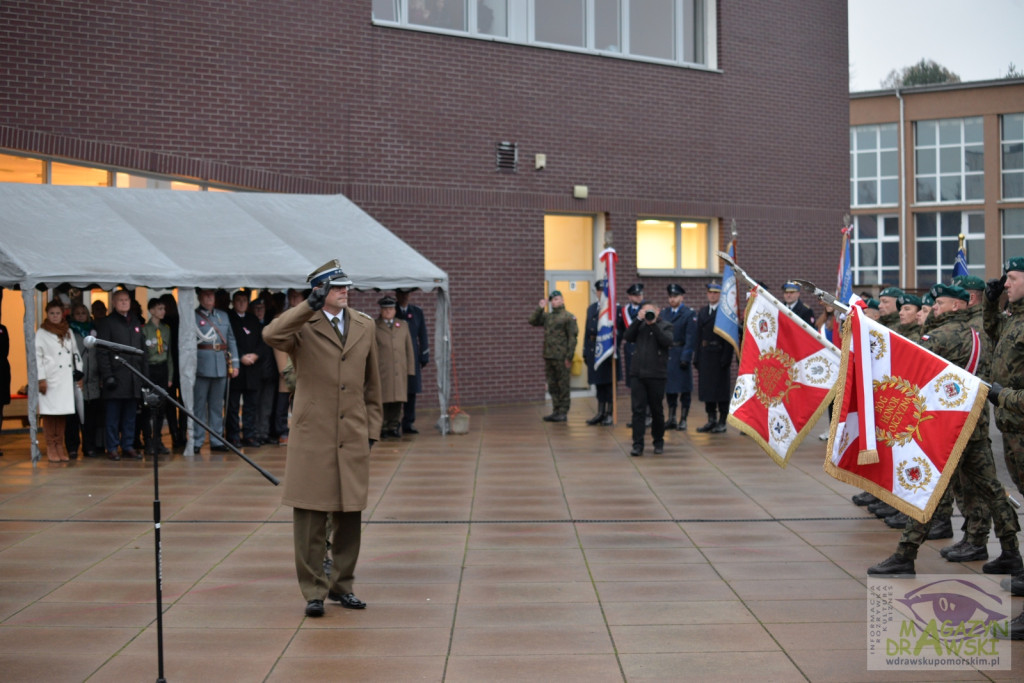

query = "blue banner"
[[952, 244, 969, 280], [714, 240, 741, 355]]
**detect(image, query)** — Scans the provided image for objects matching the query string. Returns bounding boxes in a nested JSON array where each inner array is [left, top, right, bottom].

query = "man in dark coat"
[[583, 279, 620, 426], [660, 284, 697, 430], [623, 300, 673, 456], [781, 282, 815, 327], [95, 289, 148, 460], [226, 290, 264, 447], [395, 289, 429, 434], [694, 282, 734, 433], [620, 283, 644, 381]]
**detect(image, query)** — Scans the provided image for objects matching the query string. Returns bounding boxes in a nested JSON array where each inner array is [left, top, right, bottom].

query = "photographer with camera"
[[622, 300, 673, 456]]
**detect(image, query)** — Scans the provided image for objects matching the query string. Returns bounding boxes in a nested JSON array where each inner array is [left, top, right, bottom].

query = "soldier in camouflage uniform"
[[868, 283, 1022, 577], [529, 290, 578, 422], [876, 286, 903, 330], [893, 293, 922, 340]]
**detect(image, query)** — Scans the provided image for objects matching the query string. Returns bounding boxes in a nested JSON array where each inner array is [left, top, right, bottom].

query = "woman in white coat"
[[36, 300, 78, 462]]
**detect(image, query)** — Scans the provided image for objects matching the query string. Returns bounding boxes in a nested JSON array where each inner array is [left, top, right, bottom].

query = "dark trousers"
[[402, 391, 418, 430], [141, 362, 175, 448], [226, 379, 259, 443], [705, 401, 729, 421], [630, 376, 666, 448], [272, 391, 291, 438], [254, 376, 276, 441], [64, 412, 81, 457], [595, 382, 613, 403], [104, 398, 137, 452]]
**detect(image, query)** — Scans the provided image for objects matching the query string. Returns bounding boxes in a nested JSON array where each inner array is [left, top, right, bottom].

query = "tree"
[[880, 59, 960, 89], [1007, 62, 1024, 79]]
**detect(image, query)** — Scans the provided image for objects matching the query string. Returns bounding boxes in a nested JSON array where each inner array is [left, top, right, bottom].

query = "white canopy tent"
[[0, 184, 452, 462]]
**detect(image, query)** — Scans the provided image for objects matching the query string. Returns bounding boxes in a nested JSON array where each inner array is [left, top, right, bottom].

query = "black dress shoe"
[[122, 449, 142, 460], [867, 553, 915, 576], [305, 599, 325, 617], [403, 426, 419, 434], [926, 517, 954, 540], [629, 444, 643, 457], [328, 592, 366, 609], [653, 443, 664, 455], [210, 444, 230, 452], [711, 422, 727, 433], [945, 543, 988, 563], [676, 419, 687, 431], [664, 419, 677, 430], [983, 550, 1024, 575], [696, 420, 717, 433], [107, 451, 121, 461]]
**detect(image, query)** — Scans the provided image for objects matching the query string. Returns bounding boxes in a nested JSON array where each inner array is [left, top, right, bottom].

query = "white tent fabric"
[[0, 184, 452, 462]]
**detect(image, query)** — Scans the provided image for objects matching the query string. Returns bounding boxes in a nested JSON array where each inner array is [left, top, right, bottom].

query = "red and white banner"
[[824, 306, 988, 522], [728, 288, 841, 467]]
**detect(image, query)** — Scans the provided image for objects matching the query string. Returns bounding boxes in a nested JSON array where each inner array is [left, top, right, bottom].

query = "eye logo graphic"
[[897, 578, 1007, 642]]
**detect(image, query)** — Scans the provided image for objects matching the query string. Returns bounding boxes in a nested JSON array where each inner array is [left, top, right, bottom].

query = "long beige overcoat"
[[375, 318, 415, 403], [263, 303, 382, 512]]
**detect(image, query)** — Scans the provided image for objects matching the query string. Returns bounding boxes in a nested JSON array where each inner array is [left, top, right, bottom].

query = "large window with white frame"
[[850, 124, 898, 207], [914, 211, 984, 288], [635, 217, 717, 275], [914, 117, 984, 204], [1003, 209, 1024, 262], [1003, 113, 1024, 200], [850, 214, 899, 285], [371, 0, 714, 68]]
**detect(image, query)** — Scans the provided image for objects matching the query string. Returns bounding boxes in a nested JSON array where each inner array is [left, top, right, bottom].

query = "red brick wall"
[[0, 0, 849, 406]]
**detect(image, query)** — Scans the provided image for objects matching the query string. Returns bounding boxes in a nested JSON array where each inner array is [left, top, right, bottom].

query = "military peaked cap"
[[308, 259, 353, 288], [667, 284, 685, 296]]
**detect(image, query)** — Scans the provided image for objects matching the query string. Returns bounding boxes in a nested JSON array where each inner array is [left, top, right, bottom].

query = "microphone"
[[84, 335, 144, 356]]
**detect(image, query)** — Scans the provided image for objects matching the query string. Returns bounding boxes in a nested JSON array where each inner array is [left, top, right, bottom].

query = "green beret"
[[549, 290, 563, 300], [952, 275, 985, 291], [867, 298, 880, 310], [897, 293, 922, 309], [1005, 257, 1024, 273], [878, 287, 903, 299], [929, 283, 970, 302], [922, 293, 935, 306]]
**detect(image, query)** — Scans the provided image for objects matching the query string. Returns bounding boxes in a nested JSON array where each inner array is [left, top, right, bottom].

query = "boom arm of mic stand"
[[111, 355, 280, 485]]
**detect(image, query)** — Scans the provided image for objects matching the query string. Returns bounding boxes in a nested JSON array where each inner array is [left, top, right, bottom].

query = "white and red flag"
[[823, 306, 988, 523], [728, 287, 841, 467]]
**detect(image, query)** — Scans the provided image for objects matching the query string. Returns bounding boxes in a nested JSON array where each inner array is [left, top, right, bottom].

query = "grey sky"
[[848, 0, 1024, 92]]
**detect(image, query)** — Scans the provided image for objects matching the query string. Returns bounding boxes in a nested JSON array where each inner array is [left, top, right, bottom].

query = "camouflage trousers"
[[1002, 431, 1024, 495], [898, 437, 1020, 560], [544, 358, 571, 415], [933, 475, 993, 546]]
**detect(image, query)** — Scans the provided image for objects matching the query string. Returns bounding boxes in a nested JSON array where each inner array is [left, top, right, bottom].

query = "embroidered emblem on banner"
[[874, 376, 931, 447], [804, 354, 835, 386], [896, 457, 934, 492], [934, 372, 969, 409], [869, 328, 887, 360], [754, 347, 796, 408], [751, 310, 777, 342]]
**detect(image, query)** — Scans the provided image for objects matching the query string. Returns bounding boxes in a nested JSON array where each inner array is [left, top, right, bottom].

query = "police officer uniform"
[[695, 282, 733, 433], [660, 284, 697, 430], [781, 282, 816, 327]]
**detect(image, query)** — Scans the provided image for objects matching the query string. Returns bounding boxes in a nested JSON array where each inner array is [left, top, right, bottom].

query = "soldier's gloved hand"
[[986, 276, 1006, 302], [988, 382, 1003, 406], [307, 282, 329, 311], [679, 360, 689, 371], [420, 351, 429, 366]]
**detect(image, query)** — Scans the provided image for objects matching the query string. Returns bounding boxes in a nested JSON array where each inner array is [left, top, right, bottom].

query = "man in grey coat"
[[193, 288, 239, 453]]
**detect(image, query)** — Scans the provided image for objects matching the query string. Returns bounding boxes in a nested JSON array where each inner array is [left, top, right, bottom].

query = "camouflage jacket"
[[894, 321, 921, 343], [878, 311, 900, 331], [529, 305, 578, 361], [983, 296, 1024, 432], [919, 308, 989, 442]]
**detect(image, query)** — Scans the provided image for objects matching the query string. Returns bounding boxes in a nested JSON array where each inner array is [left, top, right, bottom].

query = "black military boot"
[[945, 542, 989, 563], [983, 550, 1024, 575], [926, 518, 954, 540], [586, 402, 606, 426], [677, 406, 688, 431], [696, 410, 717, 433], [995, 607, 1024, 640], [852, 491, 878, 506], [884, 512, 909, 529], [664, 403, 677, 430], [711, 418, 727, 434], [867, 553, 915, 576], [940, 537, 970, 559], [1000, 573, 1024, 597], [600, 403, 614, 426]]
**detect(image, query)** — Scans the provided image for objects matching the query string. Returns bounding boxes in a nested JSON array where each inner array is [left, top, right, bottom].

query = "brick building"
[[849, 78, 1024, 291], [0, 1, 848, 406]]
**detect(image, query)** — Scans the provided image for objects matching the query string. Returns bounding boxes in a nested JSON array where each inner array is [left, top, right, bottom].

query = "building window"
[[0, 150, 226, 191], [1003, 113, 1024, 200], [372, 0, 713, 68], [914, 117, 984, 204], [914, 211, 984, 288], [636, 218, 715, 275], [1003, 209, 1024, 261], [850, 214, 899, 285], [850, 124, 899, 207]]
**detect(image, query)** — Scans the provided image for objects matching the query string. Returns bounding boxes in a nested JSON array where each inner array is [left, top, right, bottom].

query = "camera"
[[644, 311, 656, 321]]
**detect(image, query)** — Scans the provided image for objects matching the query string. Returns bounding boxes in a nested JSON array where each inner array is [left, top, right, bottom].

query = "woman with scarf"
[[36, 300, 79, 462]]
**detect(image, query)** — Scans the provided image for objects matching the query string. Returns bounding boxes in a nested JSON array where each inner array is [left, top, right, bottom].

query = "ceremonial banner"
[[824, 306, 988, 523], [595, 247, 617, 369], [714, 239, 741, 355], [728, 287, 841, 467], [834, 226, 854, 344], [952, 238, 969, 279]]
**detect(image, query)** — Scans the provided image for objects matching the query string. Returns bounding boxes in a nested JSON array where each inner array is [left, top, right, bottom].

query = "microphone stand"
[[111, 354, 279, 683]]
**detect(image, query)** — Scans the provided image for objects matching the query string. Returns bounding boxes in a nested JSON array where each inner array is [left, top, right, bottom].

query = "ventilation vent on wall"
[[495, 141, 517, 173]]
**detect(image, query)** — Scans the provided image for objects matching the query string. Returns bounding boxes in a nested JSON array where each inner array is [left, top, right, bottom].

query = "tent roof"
[[0, 184, 447, 291]]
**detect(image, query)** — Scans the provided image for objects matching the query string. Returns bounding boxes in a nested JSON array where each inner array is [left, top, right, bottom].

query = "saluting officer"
[[529, 290, 578, 422], [694, 282, 733, 433], [660, 284, 697, 431]]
